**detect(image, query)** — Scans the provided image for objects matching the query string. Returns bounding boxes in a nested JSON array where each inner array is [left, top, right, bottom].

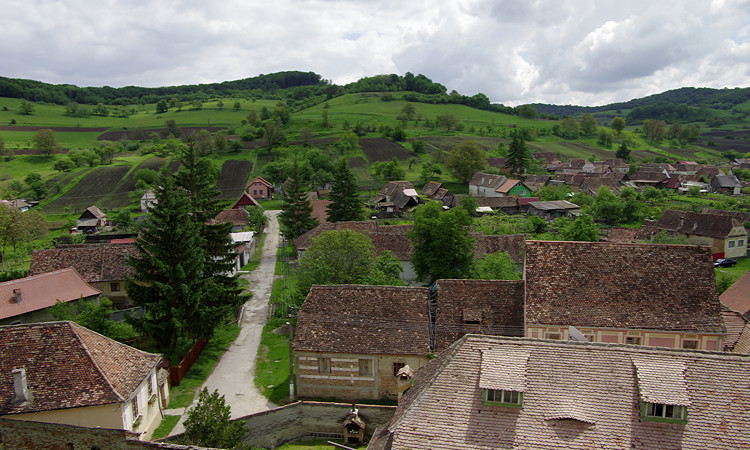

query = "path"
[[165, 210, 281, 437]]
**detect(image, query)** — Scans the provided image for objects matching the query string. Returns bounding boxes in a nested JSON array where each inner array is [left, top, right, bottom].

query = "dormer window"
[[633, 357, 690, 424], [484, 389, 523, 406], [643, 402, 687, 421], [480, 349, 529, 409]]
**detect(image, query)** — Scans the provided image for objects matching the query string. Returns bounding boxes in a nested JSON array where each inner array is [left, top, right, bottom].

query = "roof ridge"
[[0, 267, 77, 285]]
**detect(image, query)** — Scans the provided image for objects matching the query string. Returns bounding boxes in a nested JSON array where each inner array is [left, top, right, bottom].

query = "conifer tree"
[[326, 159, 363, 222], [280, 160, 318, 239], [504, 131, 531, 177]]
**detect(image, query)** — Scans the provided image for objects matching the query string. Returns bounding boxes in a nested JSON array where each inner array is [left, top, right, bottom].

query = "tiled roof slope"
[[434, 280, 524, 352], [720, 270, 750, 316], [370, 335, 750, 450], [721, 308, 748, 351], [469, 172, 506, 189], [0, 322, 161, 415], [211, 208, 250, 225], [294, 285, 430, 355], [420, 181, 442, 197], [28, 243, 136, 283], [0, 269, 101, 320], [524, 241, 725, 333], [654, 210, 745, 239]]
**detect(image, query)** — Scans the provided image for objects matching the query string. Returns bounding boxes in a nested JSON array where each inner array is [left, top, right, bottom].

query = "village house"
[[368, 335, 750, 450], [0, 322, 168, 437], [521, 174, 550, 193], [524, 240, 726, 350], [580, 176, 622, 196], [629, 169, 668, 189], [551, 158, 595, 174], [468, 172, 507, 197], [419, 181, 456, 208], [549, 173, 585, 192], [530, 152, 560, 170], [526, 200, 580, 221], [294, 285, 431, 401], [494, 179, 532, 197], [0, 268, 101, 326], [602, 158, 630, 173], [76, 206, 107, 233], [28, 243, 136, 309], [721, 307, 750, 353], [369, 181, 418, 215], [247, 176, 274, 200], [139, 190, 157, 212], [1, 199, 31, 212], [474, 196, 521, 214], [646, 210, 747, 258], [711, 173, 742, 195], [231, 191, 262, 209]]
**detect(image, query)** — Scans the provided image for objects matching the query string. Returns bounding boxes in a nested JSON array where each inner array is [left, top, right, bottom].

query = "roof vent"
[[12, 288, 22, 303], [12, 368, 33, 404]]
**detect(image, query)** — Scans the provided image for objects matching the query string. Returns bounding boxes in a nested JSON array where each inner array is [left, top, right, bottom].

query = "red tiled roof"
[[524, 240, 725, 333], [0, 269, 101, 321], [231, 191, 261, 209], [653, 210, 746, 239], [720, 271, 750, 316], [248, 176, 273, 188], [721, 307, 749, 351], [294, 285, 431, 355], [28, 243, 136, 284], [0, 322, 161, 415], [433, 279, 524, 352], [212, 208, 250, 225], [310, 199, 331, 224]]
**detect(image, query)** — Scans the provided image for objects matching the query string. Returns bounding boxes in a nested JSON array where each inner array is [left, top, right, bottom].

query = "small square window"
[[317, 357, 331, 374], [738, 240, 745, 247], [729, 241, 736, 248], [392, 361, 406, 377], [626, 337, 642, 345], [111, 282, 121, 292], [682, 340, 698, 350], [358, 359, 372, 376]]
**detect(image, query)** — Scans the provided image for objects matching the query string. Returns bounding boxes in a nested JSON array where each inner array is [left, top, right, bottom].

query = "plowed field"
[[360, 138, 415, 162]]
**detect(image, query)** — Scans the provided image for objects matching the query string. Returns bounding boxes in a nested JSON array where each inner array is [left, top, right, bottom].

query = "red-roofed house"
[[648, 210, 747, 258], [0, 269, 101, 325], [720, 271, 750, 319], [0, 322, 167, 436], [231, 191, 262, 209], [494, 179, 532, 197], [247, 176, 274, 200]]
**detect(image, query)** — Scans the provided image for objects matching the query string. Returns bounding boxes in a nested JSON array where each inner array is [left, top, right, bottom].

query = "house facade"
[[247, 176, 274, 200], [468, 172, 507, 197], [648, 210, 748, 258], [76, 206, 107, 233], [139, 190, 157, 212], [524, 240, 726, 351], [0, 322, 167, 437], [294, 285, 431, 401], [369, 335, 750, 450]]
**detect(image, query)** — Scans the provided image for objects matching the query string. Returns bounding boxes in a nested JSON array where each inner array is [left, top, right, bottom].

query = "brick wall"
[[0, 418, 190, 449]]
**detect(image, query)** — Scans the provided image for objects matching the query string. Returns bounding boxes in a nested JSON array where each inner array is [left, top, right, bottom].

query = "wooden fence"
[[168, 339, 208, 386]]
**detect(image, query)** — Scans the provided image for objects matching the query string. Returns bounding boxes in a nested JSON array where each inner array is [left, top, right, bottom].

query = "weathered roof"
[[721, 308, 749, 351], [434, 279, 524, 351], [371, 335, 750, 450], [392, 191, 418, 210], [523, 174, 550, 187], [28, 243, 136, 283], [80, 206, 106, 220], [212, 208, 250, 225], [293, 221, 377, 251], [581, 177, 621, 195], [653, 210, 746, 239], [379, 181, 414, 198], [603, 158, 630, 169], [555, 159, 591, 171], [469, 172, 507, 189], [550, 173, 585, 186], [0, 322, 161, 415], [524, 240, 725, 333], [420, 181, 442, 197], [231, 191, 261, 209], [630, 169, 667, 183], [248, 176, 273, 188], [294, 285, 430, 355], [310, 199, 331, 224], [474, 196, 518, 209], [528, 200, 580, 211], [0, 269, 101, 321], [720, 271, 750, 316], [713, 174, 741, 188]]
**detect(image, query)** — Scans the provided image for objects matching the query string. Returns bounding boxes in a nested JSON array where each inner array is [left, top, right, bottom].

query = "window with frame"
[[729, 240, 736, 248], [626, 336, 642, 345], [131, 396, 140, 419], [642, 402, 687, 422], [484, 389, 523, 406], [682, 340, 698, 350], [317, 357, 331, 374], [392, 361, 406, 377], [739, 239, 745, 247], [358, 359, 372, 376], [110, 282, 121, 292]]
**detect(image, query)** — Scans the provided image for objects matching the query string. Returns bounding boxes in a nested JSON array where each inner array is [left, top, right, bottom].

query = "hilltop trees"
[[446, 141, 487, 183]]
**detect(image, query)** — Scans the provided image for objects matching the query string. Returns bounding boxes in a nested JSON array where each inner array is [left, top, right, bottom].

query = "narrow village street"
[[167, 210, 282, 436]]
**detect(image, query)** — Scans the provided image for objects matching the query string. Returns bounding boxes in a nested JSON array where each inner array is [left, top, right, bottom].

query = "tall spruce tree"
[[504, 131, 531, 177], [280, 160, 318, 239], [326, 159, 363, 222], [126, 170, 210, 354]]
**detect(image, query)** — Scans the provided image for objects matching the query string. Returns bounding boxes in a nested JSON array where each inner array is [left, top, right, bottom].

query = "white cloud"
[[0, 0, 748, 106]]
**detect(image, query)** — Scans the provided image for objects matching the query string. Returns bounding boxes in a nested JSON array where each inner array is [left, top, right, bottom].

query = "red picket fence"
[[168, 339, 208, 386]]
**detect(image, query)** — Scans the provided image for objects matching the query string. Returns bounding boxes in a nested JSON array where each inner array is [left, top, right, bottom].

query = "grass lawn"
[[258, 198, 283, 210], [715, 256, 750, 287], [167, 323, 241, 409], [150, 415, 181, 440], [255, 317, 293, 405]]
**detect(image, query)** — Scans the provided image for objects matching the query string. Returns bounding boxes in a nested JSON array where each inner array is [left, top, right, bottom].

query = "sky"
[[2, 0, 749, 106]]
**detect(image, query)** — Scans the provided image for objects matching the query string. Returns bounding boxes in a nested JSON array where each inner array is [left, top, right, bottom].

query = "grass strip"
[[167, 324, 241, 409], [150, 415, 180, 440], [254, 317, 293, 405]]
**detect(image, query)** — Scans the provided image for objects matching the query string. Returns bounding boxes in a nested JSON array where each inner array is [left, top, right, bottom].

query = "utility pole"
[[287, 320, 294, 402]]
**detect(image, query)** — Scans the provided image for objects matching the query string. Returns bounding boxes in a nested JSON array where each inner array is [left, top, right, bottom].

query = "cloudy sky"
[[2, 0, 749, 106]]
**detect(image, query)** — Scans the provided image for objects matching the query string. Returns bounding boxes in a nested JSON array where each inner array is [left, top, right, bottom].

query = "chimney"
[[12, 368, 33, 404], [13, 288, 21, 303]]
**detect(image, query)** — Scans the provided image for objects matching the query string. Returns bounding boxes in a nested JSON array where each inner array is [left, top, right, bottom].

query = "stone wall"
[[0, 418, 192, 450], [234, 401, 396, 449]]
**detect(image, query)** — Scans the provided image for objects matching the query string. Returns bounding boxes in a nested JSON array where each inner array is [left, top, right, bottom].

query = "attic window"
[[633, 357, 690, 424], [484, 389, 523, 406], [463, 310, 482, 325], [480, 349, 529, 407]]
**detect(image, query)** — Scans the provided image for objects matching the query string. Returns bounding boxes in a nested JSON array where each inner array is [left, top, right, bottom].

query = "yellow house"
[[0, 322, 168, 438]]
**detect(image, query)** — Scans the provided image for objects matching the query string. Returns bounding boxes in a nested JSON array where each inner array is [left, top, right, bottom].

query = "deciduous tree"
[[19, 100, 34, 115], [556, 214, 599, 241], [446, 140, 487, 183], [33, 129, 59, 156], [438, 114, 459, 132], [579, 113, 597, 136], [184, 388, 245, 449], [471, 251, 521, 280], [409, 201, 474, 283], [610, 116, 626, 133]]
